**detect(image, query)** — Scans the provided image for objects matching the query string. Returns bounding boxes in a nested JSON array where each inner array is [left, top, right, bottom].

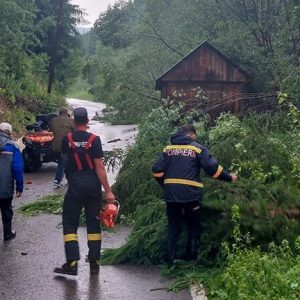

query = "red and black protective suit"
[[61, 131, 103, 263]]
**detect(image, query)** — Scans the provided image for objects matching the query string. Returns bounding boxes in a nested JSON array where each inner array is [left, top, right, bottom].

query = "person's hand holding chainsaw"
[[105, 190, 116, 204]]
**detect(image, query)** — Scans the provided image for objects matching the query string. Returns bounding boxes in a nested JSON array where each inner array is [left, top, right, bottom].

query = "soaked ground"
[[0, 99, 191, 300]]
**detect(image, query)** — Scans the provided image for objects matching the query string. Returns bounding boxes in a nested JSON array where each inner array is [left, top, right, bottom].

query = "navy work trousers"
[[63, 171, 102, 262], [166, 201, 202, 264]]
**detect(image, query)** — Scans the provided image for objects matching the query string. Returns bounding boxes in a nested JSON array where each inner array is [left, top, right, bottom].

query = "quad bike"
[[22, 114, 58, 173]]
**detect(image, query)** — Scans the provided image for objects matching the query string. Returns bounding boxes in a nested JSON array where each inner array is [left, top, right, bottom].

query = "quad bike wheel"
[[22, 150, 42, 173], [22, 150, 33, 173]]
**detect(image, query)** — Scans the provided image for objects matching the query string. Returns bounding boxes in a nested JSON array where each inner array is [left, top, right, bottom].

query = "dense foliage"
[[102, 97, 300, 272], [162, 206, 300, 299], [208, 239, 300, 299], [104, 109, 300, 298], [0, 0, 83, 130], [79, 0, 300, 122]]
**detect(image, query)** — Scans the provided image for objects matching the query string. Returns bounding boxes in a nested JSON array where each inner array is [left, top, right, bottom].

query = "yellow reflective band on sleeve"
[[153, 172, 164, 178], [164, 145, 202, 154], [88, 233, 102, 241], [213, 165, 223, 179], [164, 178, 203, 188], [64, 234, 78, 243]]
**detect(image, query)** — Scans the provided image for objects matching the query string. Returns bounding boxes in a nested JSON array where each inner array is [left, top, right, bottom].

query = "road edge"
[[190, 285, 208, 300]]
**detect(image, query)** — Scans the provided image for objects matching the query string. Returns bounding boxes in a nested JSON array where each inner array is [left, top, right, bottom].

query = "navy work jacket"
[[152, 131, 231, 203]]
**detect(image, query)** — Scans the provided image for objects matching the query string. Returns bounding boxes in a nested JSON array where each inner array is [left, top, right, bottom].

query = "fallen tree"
[[103, 97, 300, 266]]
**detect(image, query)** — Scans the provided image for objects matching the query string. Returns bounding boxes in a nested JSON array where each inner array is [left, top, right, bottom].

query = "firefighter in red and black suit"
[[54, 107, 115, 276], [152, 124, 237, 265]]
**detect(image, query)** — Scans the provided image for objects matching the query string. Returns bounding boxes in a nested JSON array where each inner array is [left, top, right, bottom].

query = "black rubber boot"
[[4, 230, 16, 241], [54, 261, 78, 276]]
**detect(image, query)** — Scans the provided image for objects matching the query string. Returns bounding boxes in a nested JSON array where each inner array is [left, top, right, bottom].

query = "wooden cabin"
[[155, 41, 251, 118]]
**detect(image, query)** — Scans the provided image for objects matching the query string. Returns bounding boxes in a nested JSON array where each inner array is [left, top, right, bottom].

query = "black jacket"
[[152, 131, 232, 203]]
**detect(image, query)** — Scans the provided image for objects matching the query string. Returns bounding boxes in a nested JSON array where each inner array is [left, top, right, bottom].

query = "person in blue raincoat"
[[0, 122, 23, 241]]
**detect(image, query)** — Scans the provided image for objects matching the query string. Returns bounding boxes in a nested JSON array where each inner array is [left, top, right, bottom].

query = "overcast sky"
[[71, 0, 119, 27]]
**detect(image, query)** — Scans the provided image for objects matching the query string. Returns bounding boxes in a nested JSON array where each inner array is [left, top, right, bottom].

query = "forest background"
[[0, 0, 82, 131], [1, 0, 299, 124]]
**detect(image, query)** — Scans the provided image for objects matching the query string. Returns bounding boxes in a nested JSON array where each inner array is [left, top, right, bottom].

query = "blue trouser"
[[55, 153, 65, 183]]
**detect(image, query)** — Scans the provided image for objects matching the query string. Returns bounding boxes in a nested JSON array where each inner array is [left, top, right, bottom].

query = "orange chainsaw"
[[99, 200, 120, 228]]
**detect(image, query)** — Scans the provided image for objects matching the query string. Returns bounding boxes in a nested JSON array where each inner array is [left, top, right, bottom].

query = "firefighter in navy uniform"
[[54, 107, 115, 276], [152, 124, 237, 265]]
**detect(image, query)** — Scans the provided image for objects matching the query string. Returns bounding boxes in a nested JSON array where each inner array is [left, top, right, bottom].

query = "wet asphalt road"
[[0, 99, 191, 300]]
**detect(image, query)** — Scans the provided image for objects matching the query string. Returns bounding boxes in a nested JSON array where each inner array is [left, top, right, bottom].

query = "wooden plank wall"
[[162, 82, 247, 116], [161, 46, 246, 83], [158, 43, 250, 117]]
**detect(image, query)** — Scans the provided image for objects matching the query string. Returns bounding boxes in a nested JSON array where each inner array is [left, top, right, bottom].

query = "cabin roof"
[[156, 41, 251, 90]]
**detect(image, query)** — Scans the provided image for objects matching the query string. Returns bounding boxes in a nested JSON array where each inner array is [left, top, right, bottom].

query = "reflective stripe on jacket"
[[152, 131, 231, 203]]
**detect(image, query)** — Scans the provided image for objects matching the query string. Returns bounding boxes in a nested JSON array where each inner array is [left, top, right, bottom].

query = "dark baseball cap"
[[59, 107, 68, 115], [181, 124, 196, 135], [74, 107, 88, 123]]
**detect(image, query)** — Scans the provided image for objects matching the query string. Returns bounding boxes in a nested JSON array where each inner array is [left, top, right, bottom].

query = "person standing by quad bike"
[[152, 124, 238, 266], [0, 123, 23, 241], [49, 107, 74, 188], [54, 107, 115, 276]]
